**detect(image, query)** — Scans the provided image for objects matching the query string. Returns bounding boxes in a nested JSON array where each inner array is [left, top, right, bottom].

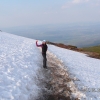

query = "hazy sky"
[[0, 0, 100, 28]]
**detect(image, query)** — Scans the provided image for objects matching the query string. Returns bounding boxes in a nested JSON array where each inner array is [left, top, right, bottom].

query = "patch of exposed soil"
[[45, 51, 81, 100]]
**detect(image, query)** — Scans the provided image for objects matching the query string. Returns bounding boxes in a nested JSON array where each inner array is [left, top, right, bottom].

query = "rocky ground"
[[36, 51, 81, 100], [47, 51, 71, 100]]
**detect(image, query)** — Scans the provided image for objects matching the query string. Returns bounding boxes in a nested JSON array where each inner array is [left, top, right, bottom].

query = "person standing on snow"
[[36, 40, 48, 68]]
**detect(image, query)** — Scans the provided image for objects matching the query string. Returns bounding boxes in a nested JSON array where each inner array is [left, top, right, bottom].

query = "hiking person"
[[36, 40, 48, 68]]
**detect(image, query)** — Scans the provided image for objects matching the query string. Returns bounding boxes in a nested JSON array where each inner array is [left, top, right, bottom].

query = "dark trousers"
[[42, 53, 47, 68]]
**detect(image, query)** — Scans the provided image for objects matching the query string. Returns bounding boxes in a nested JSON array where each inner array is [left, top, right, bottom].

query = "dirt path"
[[36, 51, 81, 100], [45, 51, 79, 100]]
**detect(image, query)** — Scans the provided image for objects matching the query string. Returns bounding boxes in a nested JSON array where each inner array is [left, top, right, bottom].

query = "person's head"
[[42, 40, 46, 44]]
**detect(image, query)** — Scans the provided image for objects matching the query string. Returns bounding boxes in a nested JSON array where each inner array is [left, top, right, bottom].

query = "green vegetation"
[[82, 45, 100, 54]]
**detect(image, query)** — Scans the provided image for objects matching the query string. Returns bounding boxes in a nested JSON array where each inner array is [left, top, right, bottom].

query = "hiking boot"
[[43, 66, 47, 69]]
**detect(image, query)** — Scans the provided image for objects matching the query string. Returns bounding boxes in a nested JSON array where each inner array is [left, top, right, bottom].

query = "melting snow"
[[49, 45, 100, 99]]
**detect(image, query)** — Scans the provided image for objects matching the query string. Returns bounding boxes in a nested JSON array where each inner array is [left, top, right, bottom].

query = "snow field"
[[0, 32, 43, 100], [48, 45, 100, 100]]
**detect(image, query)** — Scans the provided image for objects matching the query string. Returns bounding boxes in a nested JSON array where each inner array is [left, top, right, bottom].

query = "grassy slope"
[[82, 45, 100, 54]]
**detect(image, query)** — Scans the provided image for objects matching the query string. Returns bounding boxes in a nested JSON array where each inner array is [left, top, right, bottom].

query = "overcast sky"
[[0, 0, 100, 28]]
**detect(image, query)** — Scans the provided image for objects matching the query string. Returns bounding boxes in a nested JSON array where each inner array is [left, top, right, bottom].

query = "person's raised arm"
[[36, 40, 42, 47]]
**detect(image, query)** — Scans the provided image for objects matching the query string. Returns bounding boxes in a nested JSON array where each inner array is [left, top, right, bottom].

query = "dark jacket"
[[42, 44, 47, 54], [36, 41, 48, 54]]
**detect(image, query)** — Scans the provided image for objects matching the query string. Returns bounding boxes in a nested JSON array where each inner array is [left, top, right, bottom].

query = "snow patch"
[[0, 32, 44, 100], [49, 44, 100, 99]]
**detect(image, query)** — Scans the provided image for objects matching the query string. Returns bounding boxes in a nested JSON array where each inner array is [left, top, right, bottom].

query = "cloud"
[[90, 0, 100, 7], [72, 0, 89, 4], [72, 0, 82, 4], [62, 0, 89, 9], [61, 3, 72, 9]]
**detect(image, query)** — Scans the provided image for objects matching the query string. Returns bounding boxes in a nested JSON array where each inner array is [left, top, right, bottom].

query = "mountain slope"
[[0, 32, 100, 100], [0, 32, 46, 100]]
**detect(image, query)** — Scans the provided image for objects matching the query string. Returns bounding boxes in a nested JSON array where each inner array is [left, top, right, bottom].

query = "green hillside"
[[82, 45, 100, 54]]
